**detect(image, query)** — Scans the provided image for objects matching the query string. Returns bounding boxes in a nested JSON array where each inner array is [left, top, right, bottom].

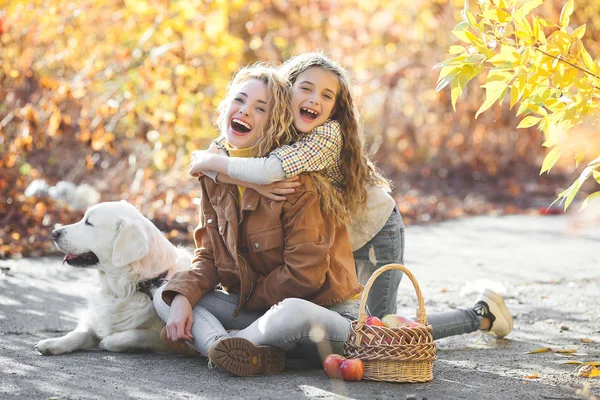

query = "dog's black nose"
[[52, 229, 62, 240]]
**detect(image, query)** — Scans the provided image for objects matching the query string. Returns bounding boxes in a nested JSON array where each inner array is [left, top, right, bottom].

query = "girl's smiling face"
[[224, 79, 269, 149], [290, 67, 339, 133]]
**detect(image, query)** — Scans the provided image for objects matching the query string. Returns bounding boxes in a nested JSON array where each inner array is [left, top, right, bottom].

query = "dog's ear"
[[111, 216, 149, 266], [129, 217, 177, 279]]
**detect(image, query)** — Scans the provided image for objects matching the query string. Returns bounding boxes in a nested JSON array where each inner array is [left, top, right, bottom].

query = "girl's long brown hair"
[[279, 52, 390, 220]]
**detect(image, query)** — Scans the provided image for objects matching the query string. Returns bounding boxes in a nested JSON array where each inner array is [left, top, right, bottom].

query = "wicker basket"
[[344, 264, 436, 382]]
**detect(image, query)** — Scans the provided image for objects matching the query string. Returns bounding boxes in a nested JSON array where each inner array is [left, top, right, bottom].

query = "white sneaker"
[[474, 289, 514, 338]]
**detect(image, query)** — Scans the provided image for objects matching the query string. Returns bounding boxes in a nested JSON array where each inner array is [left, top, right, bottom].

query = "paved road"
[[1, 214, 599, 400]]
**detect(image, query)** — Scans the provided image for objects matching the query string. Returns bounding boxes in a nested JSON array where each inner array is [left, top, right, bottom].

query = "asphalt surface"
[[1, 214, 599, 400]]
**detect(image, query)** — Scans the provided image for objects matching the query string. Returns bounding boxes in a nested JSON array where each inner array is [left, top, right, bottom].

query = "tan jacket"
[[162, 174, 362, 316]]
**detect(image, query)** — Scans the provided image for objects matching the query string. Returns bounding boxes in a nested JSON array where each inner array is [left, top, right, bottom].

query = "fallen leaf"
[[554, 349, 578, 354], [581, 338, 594, 343], [584, 361, 600, 367], [559, 360, 583, 365], [527, 347, 553, 354], [554, 352, 584, 358], [524, 373, 540, 379], [576, 364, 600, 378]]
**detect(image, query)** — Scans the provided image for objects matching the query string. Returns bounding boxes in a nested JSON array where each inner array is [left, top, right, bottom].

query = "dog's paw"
[[35, 338, 66, 355], [99, 336, 127, 352]]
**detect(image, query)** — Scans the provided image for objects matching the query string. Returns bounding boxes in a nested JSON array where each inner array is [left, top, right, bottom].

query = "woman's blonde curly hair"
[[216, 64, 295, 159], [279, 52, 391, 221]]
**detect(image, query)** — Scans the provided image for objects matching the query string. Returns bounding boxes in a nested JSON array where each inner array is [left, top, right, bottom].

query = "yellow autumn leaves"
[[526, 344, 600, 379], [3, 0, 248, 161], [436, 0, 600, 211], [577, 364, 600, 378]]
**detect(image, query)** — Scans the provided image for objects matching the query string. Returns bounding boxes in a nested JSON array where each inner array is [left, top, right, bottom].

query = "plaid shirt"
[[272, 120, 344, 189]]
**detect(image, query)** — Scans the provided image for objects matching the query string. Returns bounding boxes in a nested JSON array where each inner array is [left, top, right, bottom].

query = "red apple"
[[408, 320, 424, 328], [322, 354, 345, 379], [382, 314, 418, 328], [340, 358, 364, 381], [366, 316, 385, 326]]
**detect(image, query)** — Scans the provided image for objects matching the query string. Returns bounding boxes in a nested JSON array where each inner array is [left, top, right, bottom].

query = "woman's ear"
[[111, 217, 149, 267]]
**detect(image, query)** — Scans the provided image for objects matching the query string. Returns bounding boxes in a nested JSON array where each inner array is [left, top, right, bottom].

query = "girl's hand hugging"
[[189, 150, 216, 177], [189, 150, 230, 178], [207, 141, 221, 154], [250, 176, 300, 201]]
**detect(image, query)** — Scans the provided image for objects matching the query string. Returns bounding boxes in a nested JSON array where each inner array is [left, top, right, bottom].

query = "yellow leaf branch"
[[533, 47, 600, 90], [437, 0, 600, 210]]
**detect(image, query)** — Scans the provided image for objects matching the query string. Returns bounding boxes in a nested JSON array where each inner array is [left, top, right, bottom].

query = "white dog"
[[36, 201, 192, 355]]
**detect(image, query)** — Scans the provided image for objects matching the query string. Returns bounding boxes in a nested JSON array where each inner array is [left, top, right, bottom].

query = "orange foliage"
[[1, 0, 589, 258]]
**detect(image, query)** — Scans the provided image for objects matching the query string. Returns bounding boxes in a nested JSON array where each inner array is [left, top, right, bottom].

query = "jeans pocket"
[[389, 207, 405, 229]]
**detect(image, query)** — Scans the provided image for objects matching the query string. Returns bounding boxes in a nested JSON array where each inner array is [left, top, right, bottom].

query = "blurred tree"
[[0, 0, 582, 258], [436, 0, 600, 210]]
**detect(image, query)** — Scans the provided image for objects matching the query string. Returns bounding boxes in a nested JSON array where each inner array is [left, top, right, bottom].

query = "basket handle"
[[356, 263, 428, 326]]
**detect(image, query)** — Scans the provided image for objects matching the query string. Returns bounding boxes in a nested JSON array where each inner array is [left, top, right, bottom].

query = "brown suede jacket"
[[162, 174, 362, 316]]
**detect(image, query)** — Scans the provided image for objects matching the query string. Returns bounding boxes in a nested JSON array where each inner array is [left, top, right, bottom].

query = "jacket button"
[[219, 227, 224, 233], [254, 243, 259, 249], [216, 196, 221, 202], [246, 204, 251, 208], [207, 219, 213, 224]]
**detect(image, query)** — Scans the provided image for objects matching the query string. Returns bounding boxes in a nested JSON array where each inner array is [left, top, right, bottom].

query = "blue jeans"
[[353, 207, 405, 318], [153, 285, 358, 363]]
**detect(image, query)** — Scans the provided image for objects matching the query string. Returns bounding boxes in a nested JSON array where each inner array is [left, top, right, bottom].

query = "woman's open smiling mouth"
[[231, 118, 253, 135]]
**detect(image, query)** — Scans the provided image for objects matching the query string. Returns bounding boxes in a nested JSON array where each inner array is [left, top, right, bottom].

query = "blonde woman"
[[154, 65, 363, 376]]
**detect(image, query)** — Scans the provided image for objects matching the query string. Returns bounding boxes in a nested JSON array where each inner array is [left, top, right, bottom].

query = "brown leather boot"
[[160, 326, 202, 357], [209, 337, 285, 376]]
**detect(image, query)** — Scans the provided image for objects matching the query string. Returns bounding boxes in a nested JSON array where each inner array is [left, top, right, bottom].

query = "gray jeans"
[[153, 284, 482, 365], [353, 207, 405, 318], [427, 308, 482, 341], [153, 285, 358, 363]]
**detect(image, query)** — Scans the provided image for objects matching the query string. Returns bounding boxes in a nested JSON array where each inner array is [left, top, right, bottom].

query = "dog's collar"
[[137, 270, 169, 300]]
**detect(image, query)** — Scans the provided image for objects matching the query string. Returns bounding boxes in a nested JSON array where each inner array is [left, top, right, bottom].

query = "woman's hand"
[[189, 151, 215, 178], [250, 176, 300, 201], [165, 294, 194, 341]]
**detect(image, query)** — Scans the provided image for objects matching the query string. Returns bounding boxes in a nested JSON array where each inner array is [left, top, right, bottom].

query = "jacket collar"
[[209, 183, 236, 206], [209, 182, 260, 212], [238, 187, 260, 211]]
